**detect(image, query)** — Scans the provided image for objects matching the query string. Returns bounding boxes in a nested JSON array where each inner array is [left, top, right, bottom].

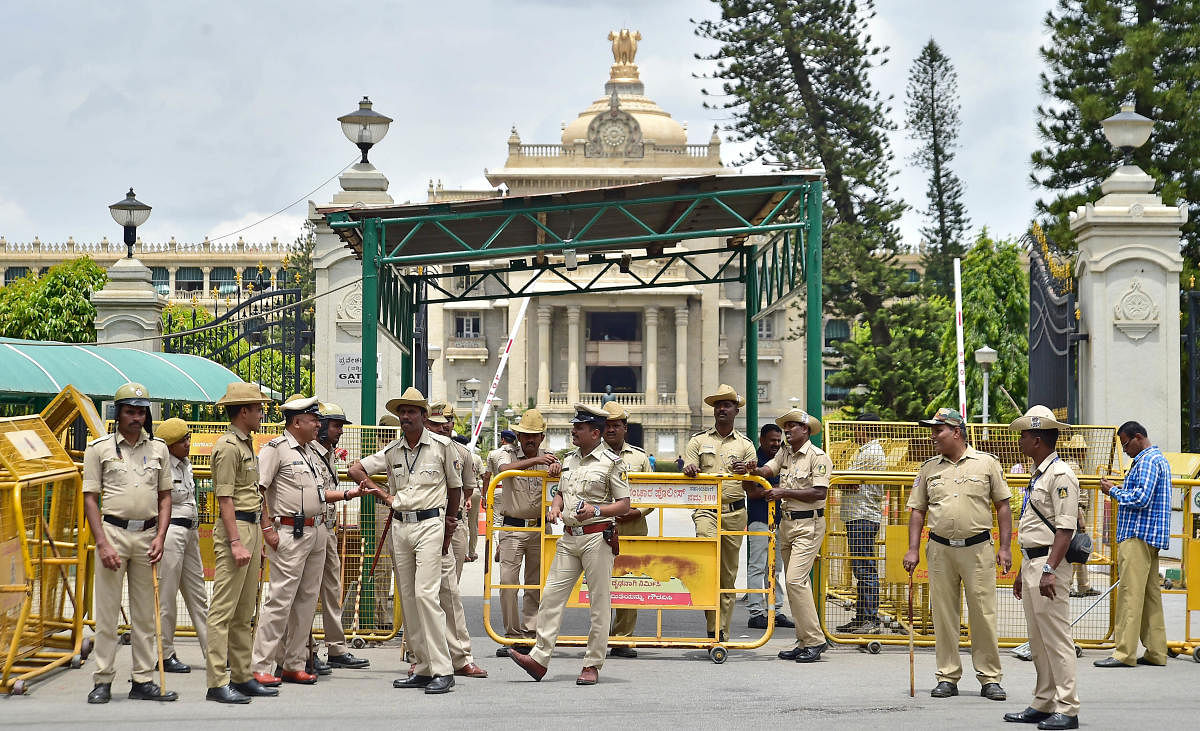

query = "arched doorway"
[[589, 366, 637, 393]]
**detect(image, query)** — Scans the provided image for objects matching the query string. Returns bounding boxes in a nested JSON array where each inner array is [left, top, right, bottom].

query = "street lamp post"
[[337, 96, 394, 165], [488, 396, 501, 448], [108, 188, 152, 258], [974, 345, 998, 438]]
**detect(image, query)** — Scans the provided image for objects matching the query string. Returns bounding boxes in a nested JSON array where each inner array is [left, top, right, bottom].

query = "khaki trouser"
[[530, 531, 615, 670], [1021, 555, 1079, 715], [92, 522, 157, 684], [318, 525, 348, 655], [451, 516, 469, 579], [925, 539, 1002, 685], [779, 514, 826, 648], [206, 520, 263, 688], [1112, 537, 1168, 665], [1072, 506, 1092, 591], [467, 492, 481, 557], [498, 528, 541, 638], [439, 545, 473, 670], [612, 514, 648, 637], [252, 524, 327, 674], [392, 516, 453, 677], [693, 507, 747, 636], [159, 522, 209, 659]]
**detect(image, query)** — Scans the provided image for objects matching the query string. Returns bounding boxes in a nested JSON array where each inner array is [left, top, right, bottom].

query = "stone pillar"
[[1073, 159, 1186, 450], [91, 257, 168, 352], [537, 305, 552, 405], [167, 266, 177, 296], [567, 305, 581, 403], [202, 266, 212, 295], [644, 307, 658, 405], [675, 304, 689, 405]]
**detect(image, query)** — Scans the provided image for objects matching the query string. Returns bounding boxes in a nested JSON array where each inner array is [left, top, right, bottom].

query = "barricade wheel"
[[10, 680, 26, 695], [81, 637, 93, 659], [709, 646, 728, 664], [351, 638, 366, 649], [1074, 645, 1082, 658], [1192, 646, 1200, 663], [1167, 647, 1178, 658], [70, 654, 82, 669], [867, 641, 882, 655]]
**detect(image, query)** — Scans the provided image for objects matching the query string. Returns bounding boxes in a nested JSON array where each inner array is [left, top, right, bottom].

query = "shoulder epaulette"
[[689, 430, 706, 438], [150, 436, 165, 444], [266, 436, 287, 447], [428, 431, 451, 445], [603, 449, 623, 463], [625, 445, 647, 454], [88, 434, 114, 447], [921, 455, 940, 466]]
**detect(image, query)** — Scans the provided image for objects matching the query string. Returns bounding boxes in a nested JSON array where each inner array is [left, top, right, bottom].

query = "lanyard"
[[1022, 457, 1059, 517], [403, 444, 424, 474]]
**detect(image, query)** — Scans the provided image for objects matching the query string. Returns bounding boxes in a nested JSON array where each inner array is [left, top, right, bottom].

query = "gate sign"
[[335, 353, 382, 389], [629, 480, 718, 508]]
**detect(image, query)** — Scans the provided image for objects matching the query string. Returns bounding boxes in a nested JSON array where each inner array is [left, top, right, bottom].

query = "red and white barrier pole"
[[468, 296, 530, 451], [953, 257, 967, 418]]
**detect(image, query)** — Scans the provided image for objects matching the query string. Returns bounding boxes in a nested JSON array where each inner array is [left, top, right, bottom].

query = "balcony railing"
[[585, 339, 643, 366]]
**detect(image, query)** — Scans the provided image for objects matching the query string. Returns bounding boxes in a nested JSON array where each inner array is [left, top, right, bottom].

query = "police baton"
[[907, 568, 915, 698], [152, 563, 167, 692]]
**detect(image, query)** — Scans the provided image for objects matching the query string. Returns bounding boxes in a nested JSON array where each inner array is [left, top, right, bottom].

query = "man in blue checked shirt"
[[1094, 421, 1170, 668]]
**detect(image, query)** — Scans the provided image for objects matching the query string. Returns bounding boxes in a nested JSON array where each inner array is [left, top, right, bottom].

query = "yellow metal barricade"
[[0, 415, 89, 695], [1166, 477, 1200, 661], [483, 469, 776, 663]]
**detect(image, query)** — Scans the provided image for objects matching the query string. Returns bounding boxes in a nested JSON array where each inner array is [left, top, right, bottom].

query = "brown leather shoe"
[[509, 649, 546, 681], [454, 663, 488, 678], [252, 671, 282, 687], [280, 669, 318, 684], [576, 666, 599, 685]]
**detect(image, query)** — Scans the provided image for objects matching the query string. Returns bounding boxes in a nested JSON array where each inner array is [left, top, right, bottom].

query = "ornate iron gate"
[[1024, 225, 1079, 421], [163, 286, 313, 405], [1182, 288, 1200, 450]]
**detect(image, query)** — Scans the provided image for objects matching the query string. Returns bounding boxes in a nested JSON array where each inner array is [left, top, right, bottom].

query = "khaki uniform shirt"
[[310, 441, 341, 522], [359, 428, 462, 513], [1017, 452, 1080, 549], [684, 427, 756, 503], [451, 440, 478, 517], [83, 431, 171, 519], [211, 426, 262, 513], [907, 446, 1009, 539], [558, 443, 630, 528], [493, 442, 555, 520], [169, 454, 198, 521], [258, 432, 324, 519], [612, 442, 653, 518], [765, 440, 832, 513]]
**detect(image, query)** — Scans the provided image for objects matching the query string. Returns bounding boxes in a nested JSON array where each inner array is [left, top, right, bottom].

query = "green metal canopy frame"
[[326, 172, 825, 434]]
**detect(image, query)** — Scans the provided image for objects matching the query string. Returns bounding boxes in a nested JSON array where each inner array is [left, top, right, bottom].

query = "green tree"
[[0, 257, 107, 341], [1031, 0, 1200, 259], [930, 230, 1029, 423], [905, 38, 969, 295]]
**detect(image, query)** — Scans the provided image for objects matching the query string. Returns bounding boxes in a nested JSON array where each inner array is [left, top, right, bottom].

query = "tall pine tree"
[[905, 39, 969, 296], [1031, 0, 1200, 259], [698, 1, 952, 418]]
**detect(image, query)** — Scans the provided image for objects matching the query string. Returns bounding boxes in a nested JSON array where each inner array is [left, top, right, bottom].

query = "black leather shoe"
[[930, 681, 958, 698], [424, 675, 455, 694], [1093, 657, 1132, 668], [163, 654, 191, 673], [206, 684, 251, 704], [775, 614, 795, 628], [128, 680, 178, 701], [609, 646, 638, 658], [495, 644, 531, 658], [778, 647, 804, 661], [794, 643, 828, 663], [394, 674, 433, 689], [1037, 713, 1079, 730], [231, 678, 279, 697], [327, 652, 370, 668], [1136, 656, 1166, 666], [980, 682, 1007, 701], [311, 655, 332, 675], [87, 683, 111, 704], [747, 614, 768, 629], [1004, 707, 1053, 724]]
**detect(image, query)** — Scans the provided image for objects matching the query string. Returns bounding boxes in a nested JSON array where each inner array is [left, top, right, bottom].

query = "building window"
[[4, 266, 30, 283], [757, 381, 771, 403], [824, 367, 849, 402], [151, 267, 169, 296], [455, 312, 482, 339], [756, 314, 775, 341], [175, 267, 203, 292], [211, 267, 237, 295], [907, 268, 920, 284], [824, 319, 850, 348]]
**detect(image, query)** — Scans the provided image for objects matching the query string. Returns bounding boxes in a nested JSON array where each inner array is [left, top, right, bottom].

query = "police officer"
[[205, 382, 273, 704], [682, 384, 757, 641], [492, 409, 557, 654], [348, 387, 462, 695], [510, 404, 630, 686], [752, 407, 833, 663], [426, 402, 488, 679], [83, 382, 177, 704], [466, 444, 485, 562], [902, 407, 1012, 702], [155, 418, 209, 675], [601, 401, 651, 658], [1003, 406, 1080, 729], [306, 402, 371, 671]]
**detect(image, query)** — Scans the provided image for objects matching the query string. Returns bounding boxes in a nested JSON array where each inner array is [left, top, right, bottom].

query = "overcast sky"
[[0, 0, 1056, 249]]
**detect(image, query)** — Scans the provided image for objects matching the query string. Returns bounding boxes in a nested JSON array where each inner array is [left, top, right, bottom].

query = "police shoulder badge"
[[1057, 486, 1068, 499]]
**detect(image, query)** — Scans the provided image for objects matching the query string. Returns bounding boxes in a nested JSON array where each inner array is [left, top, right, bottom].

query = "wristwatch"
[[593, 505, 602, 518], [1042, 563, 1055, 574]]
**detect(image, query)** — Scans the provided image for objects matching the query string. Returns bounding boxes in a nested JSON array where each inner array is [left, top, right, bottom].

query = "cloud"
[[0, 196, 33, 239], [201, 212, 308, 245]]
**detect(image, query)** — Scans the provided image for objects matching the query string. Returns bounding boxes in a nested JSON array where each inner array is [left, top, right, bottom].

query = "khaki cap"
[[602, 401, 629, 421], [512, 408, 547, 434], [281, 395, 320, 415], [427, 400, 452, 424], [918, 407, 965, 428], [775, 407, 822, 435], [378, 413, 401, 427], [571, 403, 610, 426], [704, 383, 746, 408], [114, 382, 152, 407], [385, 386, 428, 415], [318, 402, 352, 424], [158, 418, 190, 446], [216, 382, 269, 407], [1009, 405, 1070, 431]]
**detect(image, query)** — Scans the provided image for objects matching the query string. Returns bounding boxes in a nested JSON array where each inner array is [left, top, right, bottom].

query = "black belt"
[[169, 517, 196, 529], [392, 507, 441, 523], [102, 515, 157, 532], [784, 508, 824, 520], [234, 510, 261, 524], [502, 515, 539, 527], [701, 498, 747, 513], [1022, 545, 1051, 559], [928, 529, 991, 548]]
